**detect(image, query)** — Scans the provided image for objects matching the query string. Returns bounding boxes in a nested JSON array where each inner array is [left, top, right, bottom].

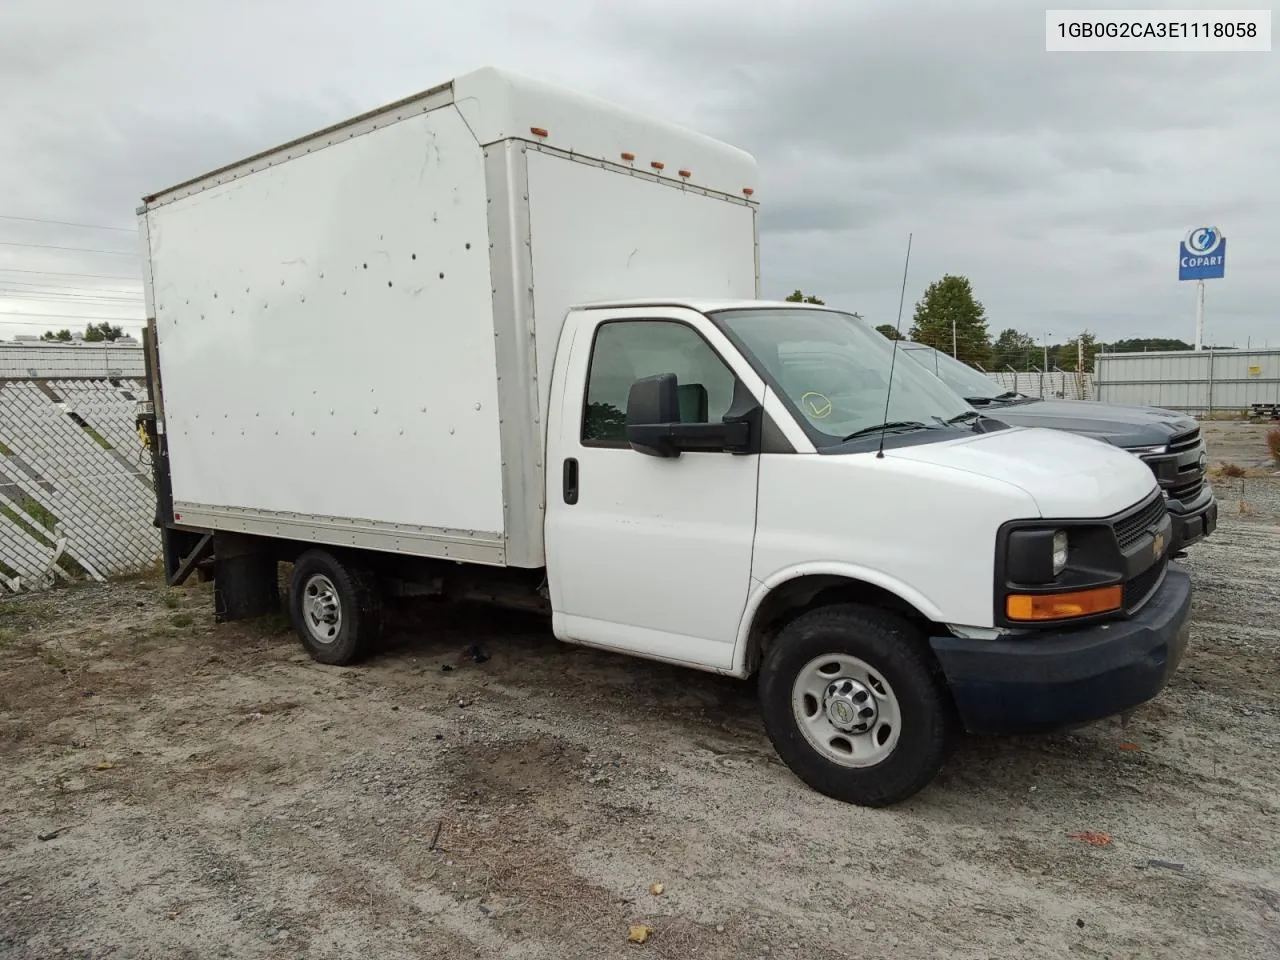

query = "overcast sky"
[[2, 0, 1276, 349]]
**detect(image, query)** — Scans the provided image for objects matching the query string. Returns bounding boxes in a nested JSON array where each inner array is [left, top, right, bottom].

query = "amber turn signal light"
[[1006, 585, 1122, 621]]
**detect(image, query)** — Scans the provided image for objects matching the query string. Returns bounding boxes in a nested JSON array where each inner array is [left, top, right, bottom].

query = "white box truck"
[[136, 67, 1192, 807]]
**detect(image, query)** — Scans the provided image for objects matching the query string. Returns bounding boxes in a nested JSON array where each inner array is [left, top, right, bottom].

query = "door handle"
[[563, 458, 579, 505]]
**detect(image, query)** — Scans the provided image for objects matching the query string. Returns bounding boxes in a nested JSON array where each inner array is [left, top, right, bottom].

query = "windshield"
[[899, 342, 1005, 400], [710, 308, 975, 445]]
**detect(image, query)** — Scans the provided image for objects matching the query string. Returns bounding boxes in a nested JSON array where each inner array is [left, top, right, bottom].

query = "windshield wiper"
[[944, 410, 981, 425], [841, 420, 932, 442]]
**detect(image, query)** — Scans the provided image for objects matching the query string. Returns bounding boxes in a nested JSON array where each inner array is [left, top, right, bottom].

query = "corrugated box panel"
[[1095, 349, 1280, 413]]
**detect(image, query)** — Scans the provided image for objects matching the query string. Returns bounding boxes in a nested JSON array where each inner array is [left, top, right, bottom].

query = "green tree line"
[[41, 322, 126, 342], [785, 276, 1230, 373]]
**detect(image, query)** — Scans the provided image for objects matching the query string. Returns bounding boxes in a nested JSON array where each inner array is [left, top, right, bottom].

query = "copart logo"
[[1185, 227, 1222, 258]]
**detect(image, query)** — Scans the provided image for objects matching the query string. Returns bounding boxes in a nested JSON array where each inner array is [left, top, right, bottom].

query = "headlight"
[[1127, 444, 1168, 457], [1052, 529, 1069, 575]]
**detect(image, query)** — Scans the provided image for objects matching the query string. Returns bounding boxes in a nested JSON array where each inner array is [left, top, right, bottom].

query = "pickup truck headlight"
[[1127, 444, 1169, 458]]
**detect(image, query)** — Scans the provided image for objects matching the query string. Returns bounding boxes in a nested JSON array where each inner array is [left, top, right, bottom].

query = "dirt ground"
[[2, 428, 1279, 960]]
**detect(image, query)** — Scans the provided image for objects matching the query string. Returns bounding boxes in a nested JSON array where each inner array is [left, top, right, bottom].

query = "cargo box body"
[[139, 68, 760, 569]]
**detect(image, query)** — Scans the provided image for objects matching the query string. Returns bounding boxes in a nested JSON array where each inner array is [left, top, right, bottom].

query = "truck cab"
[[542, 298, 1191, 806]]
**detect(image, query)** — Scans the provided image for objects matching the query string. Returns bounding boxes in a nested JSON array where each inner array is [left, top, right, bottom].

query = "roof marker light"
[[530, 127, 549, 138], [743, 187, 755, 197], [621, 152, 636, 162], [651, 161, 665, 171], [678, 169, 692, 178]]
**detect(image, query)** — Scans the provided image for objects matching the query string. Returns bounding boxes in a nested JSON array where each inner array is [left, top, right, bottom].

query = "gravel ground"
[[2, 472, 1278, 959]]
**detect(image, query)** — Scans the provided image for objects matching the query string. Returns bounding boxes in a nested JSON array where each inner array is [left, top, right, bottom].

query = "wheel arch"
[[732, 566, 945, 678]]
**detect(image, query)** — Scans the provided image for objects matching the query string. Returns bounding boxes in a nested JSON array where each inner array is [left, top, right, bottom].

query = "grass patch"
[[1215, 462, 1247, 478], [1268, 427, 1280, 464], [0, 558, 19, 580], [58, 552, 91, 580], [169, 613, 194, 629], [0, 440, 12, 456], [163, 592, 182, 609]]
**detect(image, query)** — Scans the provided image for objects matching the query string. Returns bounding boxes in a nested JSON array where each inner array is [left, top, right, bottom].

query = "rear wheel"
[[288, 550, 382, 665], [758, 604, 957, 807]]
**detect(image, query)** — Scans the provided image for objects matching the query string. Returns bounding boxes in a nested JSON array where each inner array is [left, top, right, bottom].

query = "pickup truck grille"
[[1114, 495, 1167, 551], [1143, 426, 1208, 509], [1168, 427, 1201, 454]]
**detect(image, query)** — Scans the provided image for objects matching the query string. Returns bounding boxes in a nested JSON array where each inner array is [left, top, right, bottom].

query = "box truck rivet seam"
[[136, 66, 1193, 808]]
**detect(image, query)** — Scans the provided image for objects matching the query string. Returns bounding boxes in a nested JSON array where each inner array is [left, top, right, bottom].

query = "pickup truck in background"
[[134, 67, 1193, 807], [897, 340, 1218, 555]]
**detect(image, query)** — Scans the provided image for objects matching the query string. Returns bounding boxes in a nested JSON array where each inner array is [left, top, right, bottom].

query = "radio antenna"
[[877, 232, 913, 459]]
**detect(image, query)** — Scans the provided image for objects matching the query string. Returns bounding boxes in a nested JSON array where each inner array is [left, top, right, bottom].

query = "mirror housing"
[[625, 373, 754, 458]]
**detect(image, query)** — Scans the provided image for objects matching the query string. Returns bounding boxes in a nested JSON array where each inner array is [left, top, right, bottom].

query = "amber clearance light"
[[1006, 585, 1122, 622]]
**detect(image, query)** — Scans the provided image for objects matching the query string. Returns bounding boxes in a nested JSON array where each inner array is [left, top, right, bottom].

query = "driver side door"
[[545, 310, 764, 671]]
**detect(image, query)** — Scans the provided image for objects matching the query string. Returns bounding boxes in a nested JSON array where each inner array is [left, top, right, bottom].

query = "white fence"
[[0, 344, 158, 593], [986, 370, 1095, 401], [0, 340, 145, 380], [1094, 348, 1280, 414]]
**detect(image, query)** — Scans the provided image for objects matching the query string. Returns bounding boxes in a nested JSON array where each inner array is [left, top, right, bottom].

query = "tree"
[[875, 324, 904, 340], [991, 328, 1037, 370], [41, 329, 73, 342], [1053, 331, 1104, 372], [82, 322, 124, 342], [907, 274, 992, 367], [785, 289, 825, 305], [1108, 337, 1193, 353]]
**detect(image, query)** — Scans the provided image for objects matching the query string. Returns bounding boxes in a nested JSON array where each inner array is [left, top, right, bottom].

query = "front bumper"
[[929, 566, 1192, 734], [1166, 488, 1218, 552]]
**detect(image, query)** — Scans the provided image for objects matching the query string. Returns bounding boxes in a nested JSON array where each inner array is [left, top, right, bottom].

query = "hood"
[[885, 425, 1158, 518], [978, 398, 1197, 449]]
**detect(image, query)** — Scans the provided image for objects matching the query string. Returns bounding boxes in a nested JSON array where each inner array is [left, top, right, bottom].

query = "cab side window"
[[582, 320, 739, 445]]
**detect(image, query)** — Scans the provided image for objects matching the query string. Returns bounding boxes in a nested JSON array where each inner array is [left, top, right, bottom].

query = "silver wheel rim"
[[302, 574, 342, 644], [791, 653, 902, 768]]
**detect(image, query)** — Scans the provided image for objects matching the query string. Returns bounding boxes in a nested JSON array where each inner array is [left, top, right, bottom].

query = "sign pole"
[[1194, 279, 1205, 351], [1179, 227, 1224, 350]]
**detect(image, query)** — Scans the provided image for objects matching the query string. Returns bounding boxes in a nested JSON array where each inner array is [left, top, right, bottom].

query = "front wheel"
[[758, 604, 957, 807]]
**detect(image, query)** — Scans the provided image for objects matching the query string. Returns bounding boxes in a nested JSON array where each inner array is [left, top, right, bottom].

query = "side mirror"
[[625, 374, 681, 457], [624, 373, 756, 458]]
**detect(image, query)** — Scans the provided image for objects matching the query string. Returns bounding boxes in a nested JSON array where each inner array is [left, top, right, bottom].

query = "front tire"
[[758, 604, 957, 807], [288, 550, 383, 665]]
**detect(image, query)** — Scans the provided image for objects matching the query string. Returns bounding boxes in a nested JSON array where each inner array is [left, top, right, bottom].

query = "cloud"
[[0, 0, 1276, 347]]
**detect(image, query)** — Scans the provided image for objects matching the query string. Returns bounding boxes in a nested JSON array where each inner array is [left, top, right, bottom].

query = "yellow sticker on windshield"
[[801, 391, 833, 419]]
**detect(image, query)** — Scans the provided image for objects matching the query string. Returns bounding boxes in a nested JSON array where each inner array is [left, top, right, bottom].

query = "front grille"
[[1114, 495, 1167, 551], [1168, 427, 1201, 454], [1125, 554, 1168, 612], [1170, 477, 1204, 502]]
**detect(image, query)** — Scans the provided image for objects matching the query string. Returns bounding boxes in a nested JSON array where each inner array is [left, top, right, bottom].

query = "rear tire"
[[758, 603, 957, 807], [288, 550, 383, 665]]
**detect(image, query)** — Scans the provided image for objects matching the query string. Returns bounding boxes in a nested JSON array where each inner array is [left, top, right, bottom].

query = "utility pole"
[[951, 317, 957, 359]]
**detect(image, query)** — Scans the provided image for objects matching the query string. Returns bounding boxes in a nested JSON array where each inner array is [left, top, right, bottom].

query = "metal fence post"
[[1207, 349, 1215, 418]]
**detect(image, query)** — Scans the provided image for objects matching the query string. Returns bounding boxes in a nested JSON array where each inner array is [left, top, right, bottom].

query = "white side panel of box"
[[147, 106, 508, 562], [524, 148, 759, 424]]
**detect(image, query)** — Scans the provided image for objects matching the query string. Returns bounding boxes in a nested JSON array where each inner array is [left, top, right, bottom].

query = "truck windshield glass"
[[711, 309, 974, 445], [898, 342, 1005, 401]]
